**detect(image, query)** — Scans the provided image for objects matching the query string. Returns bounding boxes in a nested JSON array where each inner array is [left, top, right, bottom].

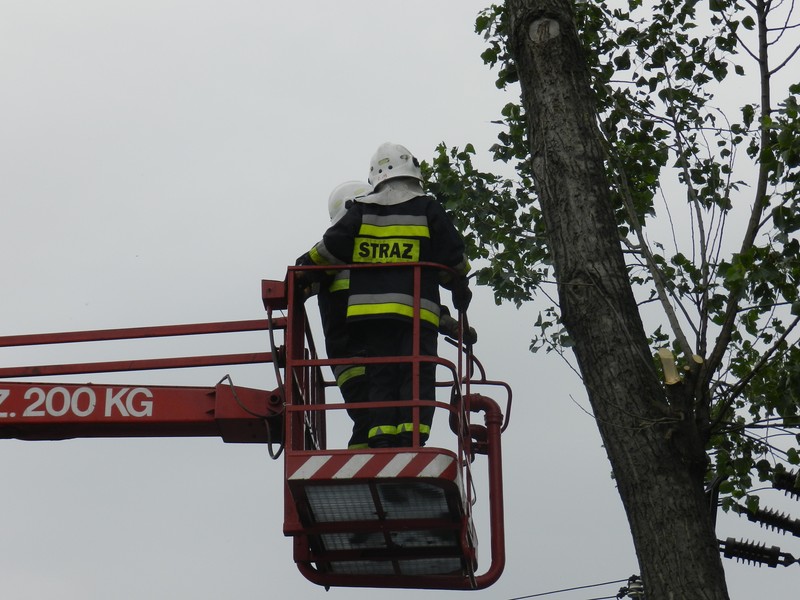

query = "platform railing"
[[276, 262, 507, 589], [0, 319, 282, 379], [282, 262, 472, 453]]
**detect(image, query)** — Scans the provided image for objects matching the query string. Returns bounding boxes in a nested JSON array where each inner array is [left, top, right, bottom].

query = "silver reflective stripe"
[[332, 269, 350, 282], [361, 214, 429, 227], [313, 241, 343, 265], [328, 269, 350, 292]]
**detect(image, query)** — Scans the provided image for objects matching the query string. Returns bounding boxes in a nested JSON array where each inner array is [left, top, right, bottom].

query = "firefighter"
[[306, 180, 373, 449], [298, 143, 471, 448]]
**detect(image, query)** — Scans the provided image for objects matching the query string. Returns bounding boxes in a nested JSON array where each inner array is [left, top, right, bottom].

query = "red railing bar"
[[0, 352, 274, 379], [0, 319, 284, 348], [471, 393, 506, 589]]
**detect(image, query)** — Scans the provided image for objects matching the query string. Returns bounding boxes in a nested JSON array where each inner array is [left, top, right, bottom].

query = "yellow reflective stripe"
[[309, 241, 342, 266], [328, 269, 350, 292], [348, 442, 369, 450], [337, 366, 365, 387], [359, 224, 430, 238], [328, 277, 349, 292], [368, 425, 398, 438], [347, 302, 439, 327], [309, 246, 326, 265], [440, 256, 471, 285], [397, 423, 431, 435]]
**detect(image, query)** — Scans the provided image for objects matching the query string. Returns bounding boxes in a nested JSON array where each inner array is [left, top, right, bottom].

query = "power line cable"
[[507, 578, 630, 600]]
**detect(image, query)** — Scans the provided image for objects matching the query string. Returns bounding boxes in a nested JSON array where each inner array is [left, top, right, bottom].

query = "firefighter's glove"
[[292, 261, 316, 300], [464, 324, 478, 345], [451, 278, 472, 312], [439, 307, 478, 345], [295, 252, 308, 265], [297, 281, 319, 301]]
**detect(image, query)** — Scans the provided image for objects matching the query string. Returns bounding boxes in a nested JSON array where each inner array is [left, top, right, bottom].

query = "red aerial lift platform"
[[0, 264, 510, 590]]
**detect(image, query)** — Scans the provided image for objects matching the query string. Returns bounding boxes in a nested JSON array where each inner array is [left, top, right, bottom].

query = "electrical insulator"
[[773, 470, 800, 501], [627, 576, 645, 598], [617, 575, 644, 599], [733, 503, 800, 537], [719, 537, 798, 568]]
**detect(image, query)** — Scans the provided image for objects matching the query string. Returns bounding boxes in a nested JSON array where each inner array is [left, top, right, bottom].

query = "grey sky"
[[1, 1, 795, 598]]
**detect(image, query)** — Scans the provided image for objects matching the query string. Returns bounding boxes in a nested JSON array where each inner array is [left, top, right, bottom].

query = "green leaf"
[[742, 104, 755, 127], [709, 0, 725, 12]]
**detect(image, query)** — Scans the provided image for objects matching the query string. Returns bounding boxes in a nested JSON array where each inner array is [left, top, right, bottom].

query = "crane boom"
[[0, 380, 281, 442]]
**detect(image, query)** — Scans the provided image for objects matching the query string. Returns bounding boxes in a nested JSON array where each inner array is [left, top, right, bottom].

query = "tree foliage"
[[423, 0, 800, 511]]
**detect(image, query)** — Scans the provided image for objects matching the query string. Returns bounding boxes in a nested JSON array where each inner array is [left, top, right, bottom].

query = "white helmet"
[[327, 180, 373, 223], [368, 142, 423, 188]]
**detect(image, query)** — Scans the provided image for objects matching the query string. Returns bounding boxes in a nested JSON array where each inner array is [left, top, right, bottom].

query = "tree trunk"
[[504, 1, 730, 598]]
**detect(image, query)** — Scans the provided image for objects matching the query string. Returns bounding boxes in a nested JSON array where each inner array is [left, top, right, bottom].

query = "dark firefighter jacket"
[[317, 269, 365, 389], [301, 194, 469, 329]]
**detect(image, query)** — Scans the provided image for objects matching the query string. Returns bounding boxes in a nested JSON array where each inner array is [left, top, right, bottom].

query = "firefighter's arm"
[[450, 276, 472, 311], [428, 201, 472, 310]]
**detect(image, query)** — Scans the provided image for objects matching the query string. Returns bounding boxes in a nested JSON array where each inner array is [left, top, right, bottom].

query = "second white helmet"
[[328, 180, 373, 223], [368, 142, 423, 188]]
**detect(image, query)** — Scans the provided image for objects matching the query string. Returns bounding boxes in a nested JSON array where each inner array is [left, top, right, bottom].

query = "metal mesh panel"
[[328, 558, 464, 576], [300, 477, 468, 579], [398, 558, 464, 575], [328, 560, 396, 575], [389, 529, 458, 548], [320, 531, 384, 551], [305, 484, 378, 522], [377, 482, 449, 519]]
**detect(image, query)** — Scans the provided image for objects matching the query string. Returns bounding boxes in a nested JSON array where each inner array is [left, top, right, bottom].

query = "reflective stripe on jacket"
[[368, 423, 431, 440], [304, 194, 469, 329], [347, 293, 441, 327]]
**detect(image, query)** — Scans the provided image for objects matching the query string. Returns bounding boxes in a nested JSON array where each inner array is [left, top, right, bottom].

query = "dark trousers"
[[335, 365, 369, 448], [350, 320, 438, 447]]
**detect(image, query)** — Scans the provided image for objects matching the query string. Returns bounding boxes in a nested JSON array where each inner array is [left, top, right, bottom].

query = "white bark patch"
[[529, 18, 560, 43]]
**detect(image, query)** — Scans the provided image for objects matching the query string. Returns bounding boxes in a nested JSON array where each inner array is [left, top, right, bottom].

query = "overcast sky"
[[1, 1, 796, 599]]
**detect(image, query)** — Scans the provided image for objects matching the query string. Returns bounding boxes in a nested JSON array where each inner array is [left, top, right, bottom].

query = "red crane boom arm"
[[0, 380, 282, 443]]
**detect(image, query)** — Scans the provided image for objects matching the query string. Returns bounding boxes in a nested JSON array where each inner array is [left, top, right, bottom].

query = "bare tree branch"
[[770, 41, 800, 73], [703, 0, 774, 392]]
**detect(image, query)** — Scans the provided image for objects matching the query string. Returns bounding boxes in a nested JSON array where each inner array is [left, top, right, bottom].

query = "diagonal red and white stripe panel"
[[287, 451, 458, 481]]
